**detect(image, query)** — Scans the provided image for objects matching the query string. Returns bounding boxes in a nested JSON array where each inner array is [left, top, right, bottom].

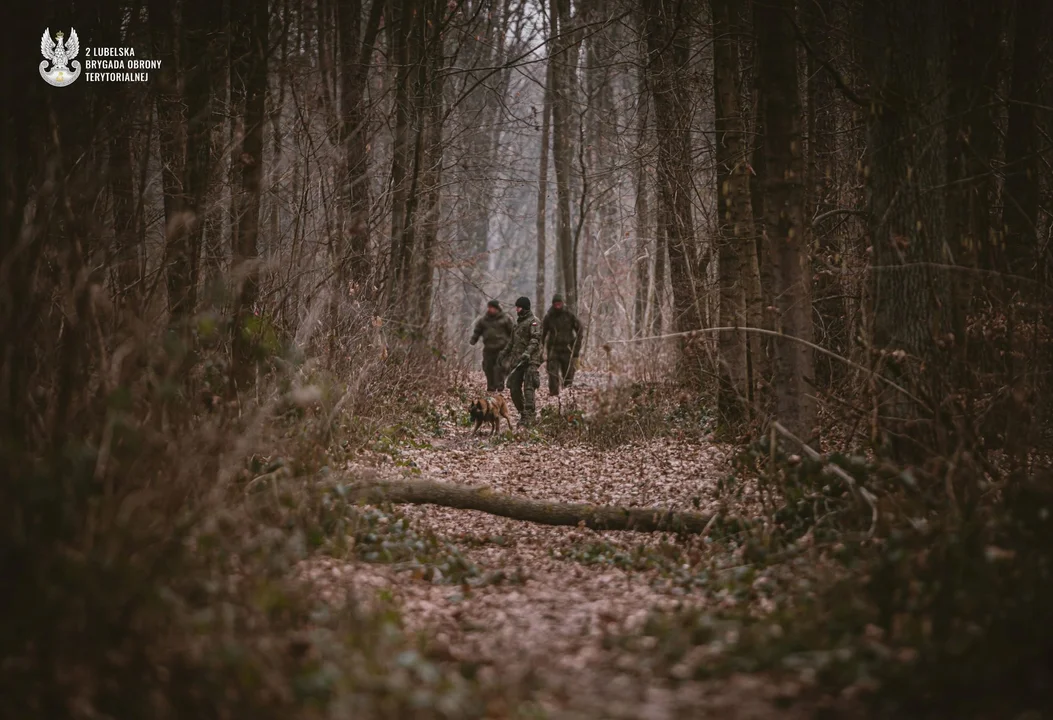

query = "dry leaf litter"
[[297, 371, 849, 718]]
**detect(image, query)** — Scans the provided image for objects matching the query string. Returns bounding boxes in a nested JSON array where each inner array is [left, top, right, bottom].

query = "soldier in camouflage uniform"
[[499, 296, 543, 427], [469, 299, 515, 391], [541, 293, 584, 396]]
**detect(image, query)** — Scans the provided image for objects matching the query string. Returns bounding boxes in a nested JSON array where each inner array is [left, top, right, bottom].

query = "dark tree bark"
[[580, 0, 618, 334], [230, 0, 269, 389], [651, 218, 667, 336], [203, 9, 230, 285], [634, 65, 652, 337], [338, 0, 384, 287], [551, 0, 579, 309], [150, 0, 193, 321], [536, 2, 553, 313], [415, 0, 445, 323], [1004, 0, 1045, 279], [803, 0, 845, 386], [386, 0, 417, 310], [946, 0, 1000, 276], [1001, 0, 1050, 469], [861, 0, 951, 459], [646, 0, 703, 384], [106, 0, 147, 317], [713, 0, 755, 427], [943, 0, 1002, 392], [748, 4, 775, 401], [755, 0, 815, 439], [182, 0, 223, 319], [109, 102, 141, 313], [228, 1, 246, 274]]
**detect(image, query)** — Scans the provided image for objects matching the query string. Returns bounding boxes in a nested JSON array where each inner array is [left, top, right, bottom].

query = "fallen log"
[[342, 477, 715, 534]]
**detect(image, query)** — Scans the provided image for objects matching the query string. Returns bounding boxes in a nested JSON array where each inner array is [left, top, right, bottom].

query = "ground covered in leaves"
[[296, 372, 863, 718]]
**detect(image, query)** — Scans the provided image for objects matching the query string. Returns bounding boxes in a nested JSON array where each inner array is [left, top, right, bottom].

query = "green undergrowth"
[[555, 539, 715, 592], [289, 477, 483, 585], [239, 456, 535, 591]]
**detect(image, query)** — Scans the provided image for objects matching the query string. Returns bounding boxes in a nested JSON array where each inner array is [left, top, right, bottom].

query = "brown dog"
[[469, 395, 512, 436]]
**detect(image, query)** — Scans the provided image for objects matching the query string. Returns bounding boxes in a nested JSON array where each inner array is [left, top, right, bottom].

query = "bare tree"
[[803, 0, 845, 386], [633, 61, 652, 337], [337, 0, 384, 286], [1004, 0, 1045, 279], [550, 0, 579, 309], [230, 0, 270, 386], [713, 0, 755, 427], [536, 0, 554, 312], [149, 0, 192, 321], [755, 0, 814, 439], [646, 0, 703, 383], [415, 0, 447, 323], [861, 0, 950, 458]]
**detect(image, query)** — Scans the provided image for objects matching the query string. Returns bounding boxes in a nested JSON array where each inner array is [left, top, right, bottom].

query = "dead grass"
[[0, 296, 520, 719]]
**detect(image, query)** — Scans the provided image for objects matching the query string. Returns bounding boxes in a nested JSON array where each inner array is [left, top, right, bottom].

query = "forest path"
[[303, 371, 825, 718]]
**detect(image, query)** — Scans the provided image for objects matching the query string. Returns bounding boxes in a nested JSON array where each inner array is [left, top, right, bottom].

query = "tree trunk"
[[415, 0, 444, 324], [634, 78, 651, 337], [203, 19, 229, 287], [536, 0, 553, 313], [804, 0, 844, 387], [182, 0, 221, 321], [387, 0, 415, 309], [946, 0, 999, 278], [338, 0, 384, 287], [1002, 0, 1048, 469], [646, 0, 702, 385], [581, 0, 617, 339], [748, 5, 774, 411], [743, 217, 765, 409], [108, 103, 141, 312], [862, 0, 950, 459], [230, 0, 269, 390], [150, 0, 193, 322], [651, 223, 667, 336], [344, 476, 716, 534], [228, 0, 246, 282], [713, 0, 753, 428], [267, 0, 289, 262], [1004, 0, 1043, 279], [755, 0, 815, 440], [106, 0, 146, 316], [551, 0, 578, 309], [945, 0, 1000, 386]]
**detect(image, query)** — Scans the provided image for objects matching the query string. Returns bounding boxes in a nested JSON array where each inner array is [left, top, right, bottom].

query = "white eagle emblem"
[[40, 27, 82, 87]]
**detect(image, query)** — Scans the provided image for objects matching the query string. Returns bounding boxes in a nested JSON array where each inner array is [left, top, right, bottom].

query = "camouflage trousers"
[[508, 364, 540, 423], [482, 348, 506, 391], [545, 352, 576, 395]]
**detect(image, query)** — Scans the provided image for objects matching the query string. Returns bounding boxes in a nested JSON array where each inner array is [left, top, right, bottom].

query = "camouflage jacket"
[[499, 311, 542, 370], [470, 311, 515, 351], [541, 307, 583, 356]]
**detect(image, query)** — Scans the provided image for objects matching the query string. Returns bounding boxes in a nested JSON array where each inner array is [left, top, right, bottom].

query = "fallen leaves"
[[293, 371, 841, 718]]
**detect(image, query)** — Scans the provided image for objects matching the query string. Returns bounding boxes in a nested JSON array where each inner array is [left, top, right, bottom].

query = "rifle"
[[506, 357, 528, 375]]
